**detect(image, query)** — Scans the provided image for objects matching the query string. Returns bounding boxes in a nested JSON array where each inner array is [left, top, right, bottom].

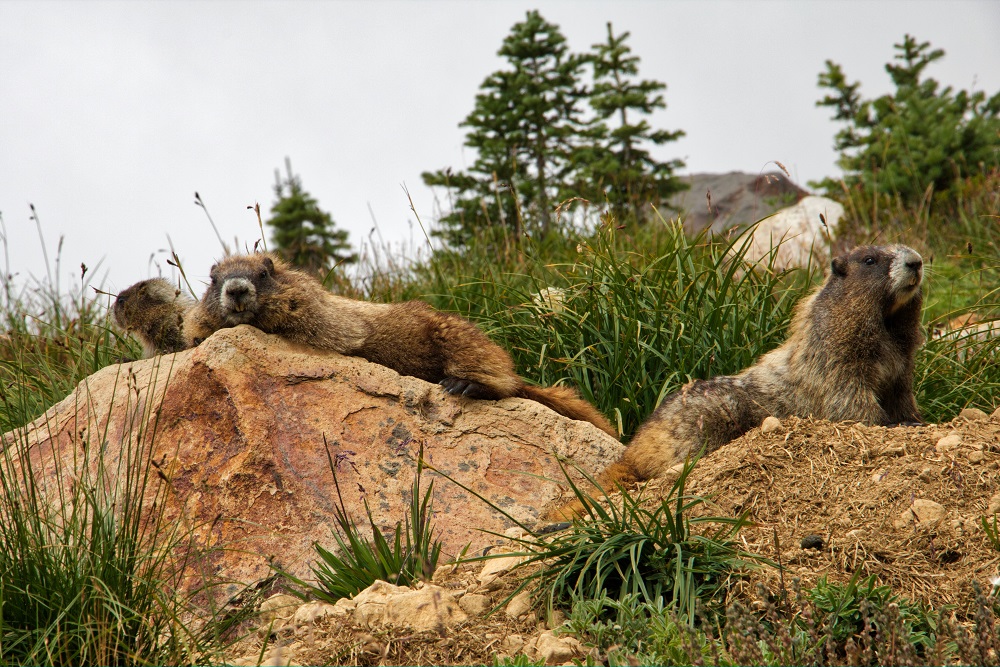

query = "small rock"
[[992, 406, 1000, 422], [291, 601, 342, 628], [505, 590, 533, 620], [936, 433, 962, 453], [478, 552, 526, 585], [870, 467, 888, 483], [988, 493, 1000, 515], [382, 584, 468, 630], [258, 593, 300, 633], [959, 407, 989, 421], [458, 593, 491, 618], [918, 466, 935, 482], [501, 634, 525, 655], [800, 534, 824, 550], [969, 451, 986, 464], [533, 631, 584, 665], [432, 563, 457, 583], [894, 498, 947, 529], [760, 416, 782, 434]]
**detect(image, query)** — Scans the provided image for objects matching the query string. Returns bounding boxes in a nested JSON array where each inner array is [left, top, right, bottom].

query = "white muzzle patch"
[[888, 246, 923, 309], [221, 277, 257, 320]]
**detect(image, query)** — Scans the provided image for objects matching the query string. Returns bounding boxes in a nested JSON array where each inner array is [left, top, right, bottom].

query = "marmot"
[[186, 252, 617, 437], [561, 244, 924, 511], [112, 278, 195, 357]]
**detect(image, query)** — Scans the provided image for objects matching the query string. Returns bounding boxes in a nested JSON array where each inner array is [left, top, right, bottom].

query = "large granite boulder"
[[734, 195, 843, 272], [6, 326, 623, 596]]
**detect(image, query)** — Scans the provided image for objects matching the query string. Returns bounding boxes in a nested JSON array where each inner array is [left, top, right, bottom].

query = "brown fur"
[[552, 244, 924, 518], [112, 278, 194, 357], [189, 252, 617, 437]]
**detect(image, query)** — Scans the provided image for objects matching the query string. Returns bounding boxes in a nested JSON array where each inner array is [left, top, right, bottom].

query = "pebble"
[[761, 416, 782, 434], [505, 591, 533, 620], [936, 433, 962, 452], [959, 407, 989, 421], [969, 451, 986, 464], [988, 493, 1000, 515], [894, 498, 947, 529], [918, 466, 935, 482], [800, 534, 824, 550], [458, 593, 491, 618]]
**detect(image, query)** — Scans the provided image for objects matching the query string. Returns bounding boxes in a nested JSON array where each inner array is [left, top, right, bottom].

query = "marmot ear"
[[831, 256, 848, 277], [209, 264, 219, 279], [263, 257, 275, 274]]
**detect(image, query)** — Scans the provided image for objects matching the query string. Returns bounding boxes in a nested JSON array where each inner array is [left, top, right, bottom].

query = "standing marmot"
[[112, 278, 194, 357], [185, 252, 617, 437], [573, 244, 924, 502]]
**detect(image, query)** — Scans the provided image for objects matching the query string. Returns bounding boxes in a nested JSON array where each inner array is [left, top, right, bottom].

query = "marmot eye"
[[258, 269, 268, 280], [864, 257, 876, 266]]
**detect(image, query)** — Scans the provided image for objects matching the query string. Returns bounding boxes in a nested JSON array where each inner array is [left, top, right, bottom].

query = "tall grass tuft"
[[437, 216, 810, 437], [0, 226, 137, 432], [284, 442, 444, 603], [0, 359, 239, 665]]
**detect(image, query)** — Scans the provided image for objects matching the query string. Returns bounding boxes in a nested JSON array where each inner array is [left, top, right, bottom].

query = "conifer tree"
[[267, 158, 356, 275], [423, 10, 589, 245], [578, 22, 687, 223], [816, 35, 1000, 205]]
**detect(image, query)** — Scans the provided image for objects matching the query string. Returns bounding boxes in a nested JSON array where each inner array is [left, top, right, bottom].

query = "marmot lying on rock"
[[555, 244, 924, 514], [175, 252, 617, 437]]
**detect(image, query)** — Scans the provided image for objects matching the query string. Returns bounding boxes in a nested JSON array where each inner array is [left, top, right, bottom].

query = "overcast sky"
[[1, 0, 997, 300]]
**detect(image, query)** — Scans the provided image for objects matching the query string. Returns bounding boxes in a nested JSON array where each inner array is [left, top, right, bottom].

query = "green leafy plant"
[[806, 572, 939, 652], [563, 592, 717, 666], [286, 441, 442, 602]]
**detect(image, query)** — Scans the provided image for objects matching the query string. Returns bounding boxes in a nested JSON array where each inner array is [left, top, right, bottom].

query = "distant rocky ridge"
[[669, 171, 809, 234]]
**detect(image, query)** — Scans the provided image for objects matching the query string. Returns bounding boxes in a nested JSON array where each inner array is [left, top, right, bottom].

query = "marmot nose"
[[906, 259, 923, 272], [226, 284, 249, 299]]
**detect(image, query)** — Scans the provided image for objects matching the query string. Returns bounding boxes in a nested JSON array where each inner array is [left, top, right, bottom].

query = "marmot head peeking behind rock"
[[112, 278, 194, 357]]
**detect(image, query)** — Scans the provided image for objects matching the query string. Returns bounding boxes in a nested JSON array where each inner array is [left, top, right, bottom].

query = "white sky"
[[1, 0, 998, 299]]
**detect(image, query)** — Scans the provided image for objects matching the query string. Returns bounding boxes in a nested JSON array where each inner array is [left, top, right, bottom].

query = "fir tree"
[[579, 22, 687, 223], [267, 158, 356, 275], [815, 34, 1000, 206], [423, 10, 589, 245]]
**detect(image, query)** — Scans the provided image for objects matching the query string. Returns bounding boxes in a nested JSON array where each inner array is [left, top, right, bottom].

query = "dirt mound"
[[651, 409, 1000, 610]]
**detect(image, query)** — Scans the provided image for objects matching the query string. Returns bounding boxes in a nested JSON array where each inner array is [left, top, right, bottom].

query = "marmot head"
[[208, 253, 280, 325], [830, 244, 923, 314], [113, 278, 183, 330]]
